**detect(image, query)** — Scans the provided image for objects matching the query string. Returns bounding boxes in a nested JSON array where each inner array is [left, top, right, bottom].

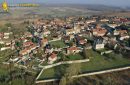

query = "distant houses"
[[93, 37, 105, 50], [67, 46, 81, 55], [0, 32, 12, 40], [20, 44, 39, 56], [48, 53, 57, 64], [1, 15, 130, 67], [92, 26, 107, 37]]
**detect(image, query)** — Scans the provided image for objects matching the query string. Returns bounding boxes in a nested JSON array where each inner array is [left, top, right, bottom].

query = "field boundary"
[[35, 66, 130, 83], [36, 59, 90, 80]]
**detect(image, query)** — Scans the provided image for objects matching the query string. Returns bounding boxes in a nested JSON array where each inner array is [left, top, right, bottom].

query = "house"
[[20, 44, 38, 55], [0, 32, 4, 39], [107, 24, 119, 28], [119, 30, 129, 40], [79, 39, 87, 45], [119, 30, 128, 35], [3, 32, 12, 39], [43, 29, 51, 36], [92, 27, 107, 37], [10, 58, 19, 63], [80, 31, 92, 38], [4, 33, 9, 39], [74, 25, 81, 34], [113, 30, 120, 35], [75, 27, 81, 34], [94, 42, 105, 50], [21, 55, 30, 64], [52, 34, 62, 40], [24, 32, 33, 38], [5, 41, 11, 46], [54, 19, 65, 26], [34, 32, 39, 36], [4, 32, 11, 36], [0, 47, 11, 51], [100, 19, 109, 22], [76, 21, 85, 25], [42, 38, 48, 47], [45, 44, 53, 54], [113, 18, 121, 22], [20, 37, 28, 43], [63, 36, 70, 43], [86, 19, 96, 24], [66, 28, 75, 35], [23, 41, 34, 47], [0, 40, 12, 46], [107, 40, 118, 50], [0, 41, 4, 44], [75, 35, 87, 45], [69, 34, 74, 39], [120, 18, 129, 23], [48, 53, 57, 64], [67, 46, 81, 54], [34, 19, 45, 26], [119, 34, 130, 40], [19, 49, 29, 56], [29, 44, 38, 51], [93, 37, 105, 50]]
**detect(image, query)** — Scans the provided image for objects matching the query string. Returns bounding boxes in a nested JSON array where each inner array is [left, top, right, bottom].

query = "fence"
[[36, 66, 130, 83]]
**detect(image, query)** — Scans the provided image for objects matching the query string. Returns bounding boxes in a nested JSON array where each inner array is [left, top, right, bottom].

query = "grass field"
[[50, 40, 66, 48], [0, 50, 15, 76], [38, 49, 130, 80], [66, 53, 84, 60]]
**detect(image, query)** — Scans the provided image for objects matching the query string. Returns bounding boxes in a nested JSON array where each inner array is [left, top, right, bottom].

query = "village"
[[0, 16, 130, 67], [0, 15, 130, 82]]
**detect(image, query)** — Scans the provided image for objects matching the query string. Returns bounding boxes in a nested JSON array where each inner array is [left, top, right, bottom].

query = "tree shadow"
[[54, 65, 68, 79]]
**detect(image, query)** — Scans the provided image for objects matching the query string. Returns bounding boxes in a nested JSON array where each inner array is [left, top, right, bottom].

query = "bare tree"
[[59, 64, 81, 85], [59, 76, 67, 85]]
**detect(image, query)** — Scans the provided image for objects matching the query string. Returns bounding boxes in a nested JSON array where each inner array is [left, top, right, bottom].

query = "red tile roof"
[[67, 47, 79, 51], [20, 44, 37, 55], [50, 53, 57, 59], [79, 40, 86, 44], [92, 28, 107, 36], [42, 38, 48, 42], [119, 30, 127, 35], [23, 41, 33, 47], [0, 32, 4, 38]]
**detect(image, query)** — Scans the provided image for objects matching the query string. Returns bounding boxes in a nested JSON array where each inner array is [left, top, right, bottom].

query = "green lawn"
[[40, 61, 48, 66], [0, 65, 9, 76], [0, 50, 15, 76], [50, 40, 66, 48], [66, 53, 84, 60], [0, 79, 26, 85], [38, 50, 130, 80], [0, 49, 15, 62], [11, 79, 25, 85], [27, 59, 40, 67]]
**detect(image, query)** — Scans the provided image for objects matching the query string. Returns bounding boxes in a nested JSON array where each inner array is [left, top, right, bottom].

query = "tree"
[[59, 64, 81, 85], [84, 49, 93, 59], [15, 41, 22, 48], [58, 52, 66, 61], [5, 23, 12, 27], [59, 76, 67, 85], [32, 37, 39, 43], [83, 47, 87, 59]]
